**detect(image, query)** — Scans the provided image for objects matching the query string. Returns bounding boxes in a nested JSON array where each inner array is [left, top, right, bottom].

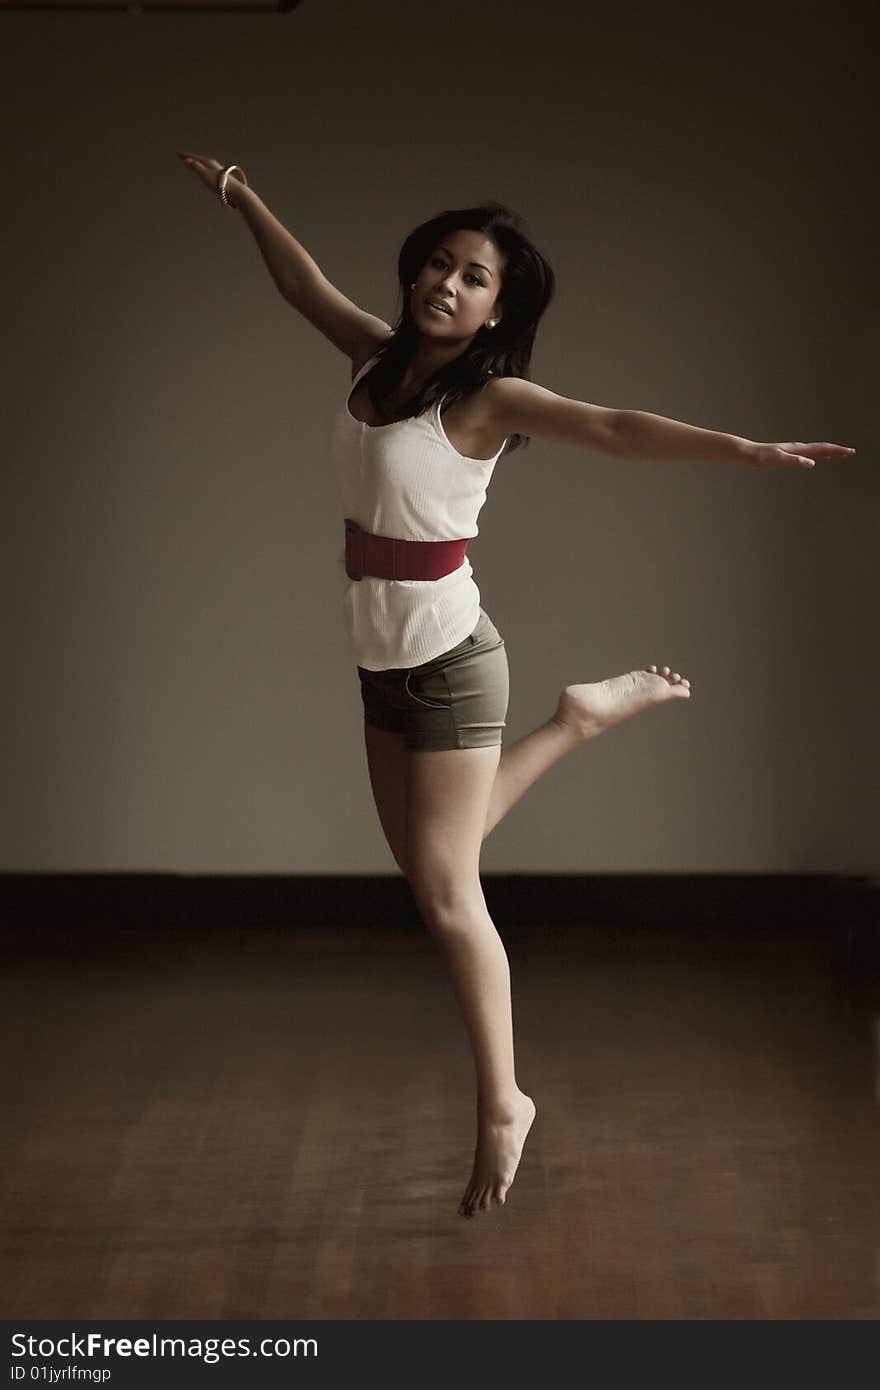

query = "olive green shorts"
[[357, 608, 509, 752]]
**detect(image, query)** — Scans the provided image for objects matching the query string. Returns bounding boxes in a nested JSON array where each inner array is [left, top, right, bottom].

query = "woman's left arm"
[[488, 379, 856, 470], [614, 408, 855, 471]]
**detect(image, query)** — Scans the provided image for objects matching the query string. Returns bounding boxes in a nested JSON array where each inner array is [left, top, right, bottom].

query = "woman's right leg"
[[403, 740, 535, 1218], [363, 721, 410, 875], [364, 720, 535, 1216]]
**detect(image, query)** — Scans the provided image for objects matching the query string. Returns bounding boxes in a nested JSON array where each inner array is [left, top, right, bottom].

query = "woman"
[[177, 152, 856, 1220]]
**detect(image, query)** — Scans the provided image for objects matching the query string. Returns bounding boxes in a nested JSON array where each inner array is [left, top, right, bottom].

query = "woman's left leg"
[[484, 663, 691, 837], [404, 742, 536, 1219]]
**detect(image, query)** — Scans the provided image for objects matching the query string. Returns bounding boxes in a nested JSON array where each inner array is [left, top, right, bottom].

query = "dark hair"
[[363, 200, 556, 458]]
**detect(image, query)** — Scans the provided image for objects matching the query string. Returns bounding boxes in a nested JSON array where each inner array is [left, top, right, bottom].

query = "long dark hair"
[[363, 200, 556, 457]]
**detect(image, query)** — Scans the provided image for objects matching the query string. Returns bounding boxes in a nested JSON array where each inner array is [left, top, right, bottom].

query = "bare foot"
[[552, 665, 691, 742], [458, 1091, 537, 1219]]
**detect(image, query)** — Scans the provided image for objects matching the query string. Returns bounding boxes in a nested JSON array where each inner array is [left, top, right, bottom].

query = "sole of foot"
[[553, 664, 691, 741]]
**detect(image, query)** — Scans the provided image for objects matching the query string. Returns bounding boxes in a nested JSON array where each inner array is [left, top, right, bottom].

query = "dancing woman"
[[177, 152, 855, 1219]]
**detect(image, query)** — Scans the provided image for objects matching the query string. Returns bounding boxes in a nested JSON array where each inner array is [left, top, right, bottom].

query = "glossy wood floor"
[[2, 921, 879, 1319]]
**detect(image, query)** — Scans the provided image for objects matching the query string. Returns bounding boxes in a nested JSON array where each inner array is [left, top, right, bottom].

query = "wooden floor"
[[2, 920, 879, 1319]]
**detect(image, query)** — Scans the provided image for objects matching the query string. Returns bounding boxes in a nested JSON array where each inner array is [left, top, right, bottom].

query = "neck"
[[401, 335, 474, 390]]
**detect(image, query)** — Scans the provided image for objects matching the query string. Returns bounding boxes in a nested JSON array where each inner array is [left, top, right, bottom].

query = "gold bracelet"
[[218, 164, 248, 209]]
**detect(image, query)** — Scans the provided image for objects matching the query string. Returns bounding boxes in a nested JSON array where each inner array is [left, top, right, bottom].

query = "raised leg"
[[486, 663, 691, 835], [364, 664, 692, 868], [482, 716, 581, 839]]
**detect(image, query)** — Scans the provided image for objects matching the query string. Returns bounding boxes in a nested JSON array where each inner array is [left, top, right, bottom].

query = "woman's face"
[[412, 229, 505, 342]]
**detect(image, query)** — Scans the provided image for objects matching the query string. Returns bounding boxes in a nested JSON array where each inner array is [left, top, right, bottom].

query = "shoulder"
[[481, 376, 540, 436], [482, 375, 542, 413], [482, 376, 619, 455]]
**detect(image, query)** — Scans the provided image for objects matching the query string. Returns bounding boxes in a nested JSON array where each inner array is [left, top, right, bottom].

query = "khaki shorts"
[[357, 609, 509, 752]]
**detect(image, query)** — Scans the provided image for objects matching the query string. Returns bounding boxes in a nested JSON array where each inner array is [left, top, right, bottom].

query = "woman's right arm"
[[177, 151, 392, 362], [234, 182, 323, 302]]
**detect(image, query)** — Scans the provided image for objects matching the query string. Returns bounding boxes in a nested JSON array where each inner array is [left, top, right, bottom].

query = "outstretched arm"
[[487, 378, 856, 471], [176, 150, 393, 361], [177, 151, 322, 298], [614, 409, 856, 470]]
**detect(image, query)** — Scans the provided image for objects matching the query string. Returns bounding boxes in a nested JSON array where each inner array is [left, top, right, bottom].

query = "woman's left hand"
[[746, 441, 857, 470]]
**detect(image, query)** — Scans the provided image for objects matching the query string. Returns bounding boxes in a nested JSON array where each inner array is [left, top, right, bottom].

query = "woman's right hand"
[[176, 150, 247, 207]]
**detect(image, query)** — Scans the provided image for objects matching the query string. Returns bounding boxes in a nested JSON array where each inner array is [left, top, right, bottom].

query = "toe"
[[661, 666, 670, 677]]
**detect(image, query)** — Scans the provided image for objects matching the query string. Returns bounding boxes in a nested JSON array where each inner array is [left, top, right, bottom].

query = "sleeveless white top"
[[329, 353, 508, 670]]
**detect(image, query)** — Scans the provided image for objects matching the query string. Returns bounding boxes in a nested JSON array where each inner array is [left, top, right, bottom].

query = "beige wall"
[[3, 2, 876, 873]]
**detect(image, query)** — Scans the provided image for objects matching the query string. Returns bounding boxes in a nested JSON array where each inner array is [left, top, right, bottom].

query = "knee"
[[407, 872, 487, 933]]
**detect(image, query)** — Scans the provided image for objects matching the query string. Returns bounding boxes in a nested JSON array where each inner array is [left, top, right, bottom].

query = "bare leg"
[[405, 744, 536, 1219], [484, 664, 691, 838], [363, 664, 692, 1218], [483, 717, 581, 839], [364, 665, 693, 869]]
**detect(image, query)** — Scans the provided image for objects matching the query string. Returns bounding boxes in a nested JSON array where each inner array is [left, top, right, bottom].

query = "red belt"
[[344, 518, 469, 581]]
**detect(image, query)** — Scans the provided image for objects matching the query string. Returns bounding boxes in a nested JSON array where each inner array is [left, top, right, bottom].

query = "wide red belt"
[[344, 518, 469, 581]]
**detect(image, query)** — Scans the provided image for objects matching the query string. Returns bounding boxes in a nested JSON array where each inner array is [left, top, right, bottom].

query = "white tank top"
[[329, 353, 508, 670]]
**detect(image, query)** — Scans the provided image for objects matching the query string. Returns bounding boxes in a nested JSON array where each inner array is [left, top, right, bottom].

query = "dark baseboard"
[[0, 873, 876, 965]]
